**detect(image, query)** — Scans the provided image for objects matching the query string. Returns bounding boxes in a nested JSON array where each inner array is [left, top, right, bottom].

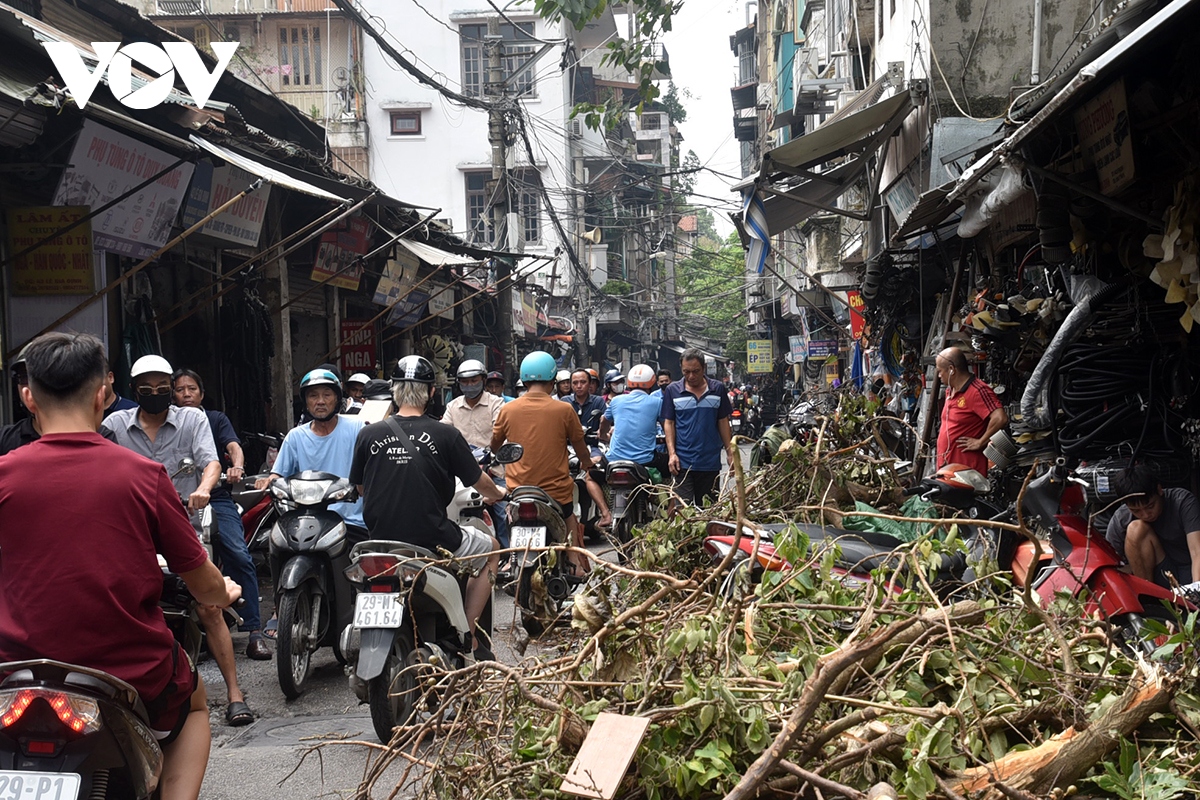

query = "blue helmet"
[[520, 351, 557, 382]]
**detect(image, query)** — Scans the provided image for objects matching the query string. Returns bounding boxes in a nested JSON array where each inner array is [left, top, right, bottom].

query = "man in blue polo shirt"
[[661, 349, 734, 505]]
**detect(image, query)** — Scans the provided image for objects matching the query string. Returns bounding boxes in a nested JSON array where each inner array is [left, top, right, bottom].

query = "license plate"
[[0, 772, 81, 800], [353, 593, 404, 629], [511, 526, 546, 549]]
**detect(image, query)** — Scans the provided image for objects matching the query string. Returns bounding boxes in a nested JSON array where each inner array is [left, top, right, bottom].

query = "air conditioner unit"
[[568, 118, 584, 139]]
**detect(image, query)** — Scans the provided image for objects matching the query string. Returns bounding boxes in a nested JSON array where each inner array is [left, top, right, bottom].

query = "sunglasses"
[[135, 386, 172, 397]]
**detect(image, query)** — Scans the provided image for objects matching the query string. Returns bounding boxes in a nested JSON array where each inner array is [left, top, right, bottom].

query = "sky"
[[662, 0, 749, 236]]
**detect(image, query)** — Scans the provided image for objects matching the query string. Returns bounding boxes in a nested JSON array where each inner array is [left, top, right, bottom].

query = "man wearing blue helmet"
[[491, 351, 594, 575]]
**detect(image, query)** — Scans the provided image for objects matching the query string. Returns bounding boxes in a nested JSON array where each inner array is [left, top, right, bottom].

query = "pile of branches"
[[316, 407, 1200, 800]]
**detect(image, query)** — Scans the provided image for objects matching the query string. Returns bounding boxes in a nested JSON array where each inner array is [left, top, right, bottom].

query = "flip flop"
[[262, 617, 278, 640], [225, 700, 254, 727]]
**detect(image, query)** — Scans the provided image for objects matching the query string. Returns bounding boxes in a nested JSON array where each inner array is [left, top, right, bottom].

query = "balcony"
[[733, 112, 757, 143]]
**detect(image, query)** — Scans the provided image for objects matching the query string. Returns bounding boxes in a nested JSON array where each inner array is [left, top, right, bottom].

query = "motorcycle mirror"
[[495, 443, 524, 464], [173, 457, 196, 477]]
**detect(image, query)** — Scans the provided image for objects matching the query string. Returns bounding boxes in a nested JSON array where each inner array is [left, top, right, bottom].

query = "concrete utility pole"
[[486, 17, 516, 378]]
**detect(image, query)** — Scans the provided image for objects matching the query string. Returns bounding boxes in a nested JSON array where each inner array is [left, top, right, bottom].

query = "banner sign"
[[512, 290, 537, 334], [7, 207, 95, 295], [311, 214, 371, 291], [53, 119, 194, 258], [372, 255, 416, 307], [847, 290, 866, 340], [1074, 79, 1134, 195], [339, 320, 376, 374], [426, 282, 455, 319], [203, 163, 271, 247], [788, 334, 806, 362], [388, 289, 429, 328], [808, 339, 839, 358], [746, 339, 773, 374]]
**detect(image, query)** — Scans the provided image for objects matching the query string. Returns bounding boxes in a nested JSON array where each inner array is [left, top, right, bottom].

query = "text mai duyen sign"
[[43, 41, 238, 110]]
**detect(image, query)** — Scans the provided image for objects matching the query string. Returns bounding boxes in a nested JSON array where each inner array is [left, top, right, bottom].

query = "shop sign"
[[311, 214, 371, 290], [388, 289, 429, 328], [52, 119, 194, 258], [339, 320, 376, 374], [1074, 79, 1134, 195], [847, 290, 866, 340], [426, 282, 455, 319], [7, 207, 95, 295], [511, 290, 537, 335], [788, 334, 807, 362], [746, 339, 773, 374], [373, 254, 417, 307], [884, 170, 920, 226], [807, 339, 839, 358], [181, 160, 272, 247]]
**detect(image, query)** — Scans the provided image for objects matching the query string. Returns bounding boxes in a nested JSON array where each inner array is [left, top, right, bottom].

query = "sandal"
[[225, 700, 254, 727], [262, 617, 278, 640]]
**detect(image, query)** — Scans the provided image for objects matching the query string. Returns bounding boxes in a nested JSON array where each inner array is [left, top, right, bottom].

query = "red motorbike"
[[704, 460, 1192, 652]]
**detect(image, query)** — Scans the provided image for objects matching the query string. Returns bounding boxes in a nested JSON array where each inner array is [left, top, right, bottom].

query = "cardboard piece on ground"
[[560, 712, 651, 799]]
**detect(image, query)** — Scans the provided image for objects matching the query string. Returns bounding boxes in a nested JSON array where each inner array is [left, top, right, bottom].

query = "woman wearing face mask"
[[603, 369, 627, 403]]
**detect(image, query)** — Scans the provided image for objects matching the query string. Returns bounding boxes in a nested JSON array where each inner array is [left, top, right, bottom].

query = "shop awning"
[[949, 0, 1199, 205], [190, 135, 349, 202], [753, 159, 866, 236], [396, 238, 483, 267], [763, 89, 912, 174], [893, 182, 958, 240]]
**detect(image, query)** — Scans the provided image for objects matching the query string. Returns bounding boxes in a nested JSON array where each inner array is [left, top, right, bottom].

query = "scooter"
[[340, 443, 522, 742], [606, 460, 663, 553], [570, 438, 607, 544], [266, 471, 359, 699]]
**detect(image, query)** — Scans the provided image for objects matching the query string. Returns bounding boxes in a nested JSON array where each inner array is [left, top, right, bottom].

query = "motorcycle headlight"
[[290, 479, 332, 505]]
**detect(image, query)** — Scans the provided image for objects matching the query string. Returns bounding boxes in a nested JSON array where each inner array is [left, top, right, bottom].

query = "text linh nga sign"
[[7, 207, 94, 295], [339, 320, 376, 375], [53, 120, 195, 258]]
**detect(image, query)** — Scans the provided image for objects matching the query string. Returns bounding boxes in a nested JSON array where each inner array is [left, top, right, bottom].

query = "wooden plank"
[[559, 712, 651, 800]]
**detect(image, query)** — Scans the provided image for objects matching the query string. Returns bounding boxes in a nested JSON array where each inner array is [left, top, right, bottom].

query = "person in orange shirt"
[[492, 351, 594, 574]]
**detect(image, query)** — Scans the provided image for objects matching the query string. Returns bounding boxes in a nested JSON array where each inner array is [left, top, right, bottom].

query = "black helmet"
[[362, 379, 393, 400], [392, 355, 435, 384]]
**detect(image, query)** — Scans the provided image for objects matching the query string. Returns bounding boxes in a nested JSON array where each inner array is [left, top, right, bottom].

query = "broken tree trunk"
[[949, 660, 1178, 799]]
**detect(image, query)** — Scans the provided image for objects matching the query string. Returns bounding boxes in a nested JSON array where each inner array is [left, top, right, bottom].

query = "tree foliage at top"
[[675, 222, 748, 365]]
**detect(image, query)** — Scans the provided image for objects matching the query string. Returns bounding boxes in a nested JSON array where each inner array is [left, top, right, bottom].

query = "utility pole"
[[486, 18, 516, 379]]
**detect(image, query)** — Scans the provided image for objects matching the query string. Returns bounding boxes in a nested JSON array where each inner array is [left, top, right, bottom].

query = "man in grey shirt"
[[1106, 464, 1200, 588], [102, 355, 256, 728]]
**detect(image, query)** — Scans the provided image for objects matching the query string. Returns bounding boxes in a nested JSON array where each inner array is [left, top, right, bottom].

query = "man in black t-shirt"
[[349, 356, 505, 655]]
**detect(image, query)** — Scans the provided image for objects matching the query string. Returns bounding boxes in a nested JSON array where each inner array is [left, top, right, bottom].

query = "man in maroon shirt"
[[0, 333, 240, 800], [934, 347, 1008, 476]]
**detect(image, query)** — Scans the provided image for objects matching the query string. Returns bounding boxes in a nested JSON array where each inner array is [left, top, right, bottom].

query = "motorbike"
[[704, 460, 1193, 653], [509, 482, 580, 636], [340, 443, 522, 742], [570, 438, 607, 544], [266, 471, 359, 698], [605, 460, 663, 554], [0, 561, 215, 798]]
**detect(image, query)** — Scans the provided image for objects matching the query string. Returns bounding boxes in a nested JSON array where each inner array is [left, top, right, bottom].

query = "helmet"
[[486, 371, 504, 382], [131, 354, 174, 379], [299, 369, 343, 422], [627, 364, 655, 390], [586, 368, 599, 381], [456, 359, 487, 381], [362, 379, 393, 400], [556, 369, 572, 383], [604, 368, 625, 386], [392, 355, 435, 384], [520, 352, 557, 382], [346, 372, 370, 386]]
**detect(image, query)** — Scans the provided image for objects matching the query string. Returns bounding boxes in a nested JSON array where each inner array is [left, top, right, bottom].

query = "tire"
[[276, 585, 315, 699], [516, 564, 555, 636], [368, 630, 421, 743]]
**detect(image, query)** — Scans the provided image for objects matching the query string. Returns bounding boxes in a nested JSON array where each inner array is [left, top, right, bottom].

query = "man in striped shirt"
[[935, 347, 1008, 476]]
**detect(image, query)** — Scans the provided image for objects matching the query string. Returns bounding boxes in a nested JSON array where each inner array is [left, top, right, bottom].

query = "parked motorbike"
[[341, 443, 522, 742], [266, 471, 359, 698]]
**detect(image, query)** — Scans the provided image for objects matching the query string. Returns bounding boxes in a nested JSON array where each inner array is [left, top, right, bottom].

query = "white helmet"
[[627, 363, 656, 390], [556, 369, 572, 383], [456, 359, 487, 380], [130, 355, 173, 378], [346, 372, 370, 386]]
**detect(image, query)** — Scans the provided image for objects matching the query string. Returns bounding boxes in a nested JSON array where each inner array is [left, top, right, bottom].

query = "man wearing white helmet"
[[343, 372, 371, 414], [443, 359, 510, 567], [103, 355, 257, 728]]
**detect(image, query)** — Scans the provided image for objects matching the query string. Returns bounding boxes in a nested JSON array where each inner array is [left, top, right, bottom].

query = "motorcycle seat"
[[607, 461, 651, 481], [509, 485, 562, 512], [792, 523, 906, 571]]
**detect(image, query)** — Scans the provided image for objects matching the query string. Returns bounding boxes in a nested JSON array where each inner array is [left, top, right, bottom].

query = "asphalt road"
[[199, 444, 751, 798]]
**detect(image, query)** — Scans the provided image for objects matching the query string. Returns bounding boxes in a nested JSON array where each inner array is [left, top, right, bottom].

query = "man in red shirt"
[[0, 333, 239, 800], [934, 347, 1008, 476]]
